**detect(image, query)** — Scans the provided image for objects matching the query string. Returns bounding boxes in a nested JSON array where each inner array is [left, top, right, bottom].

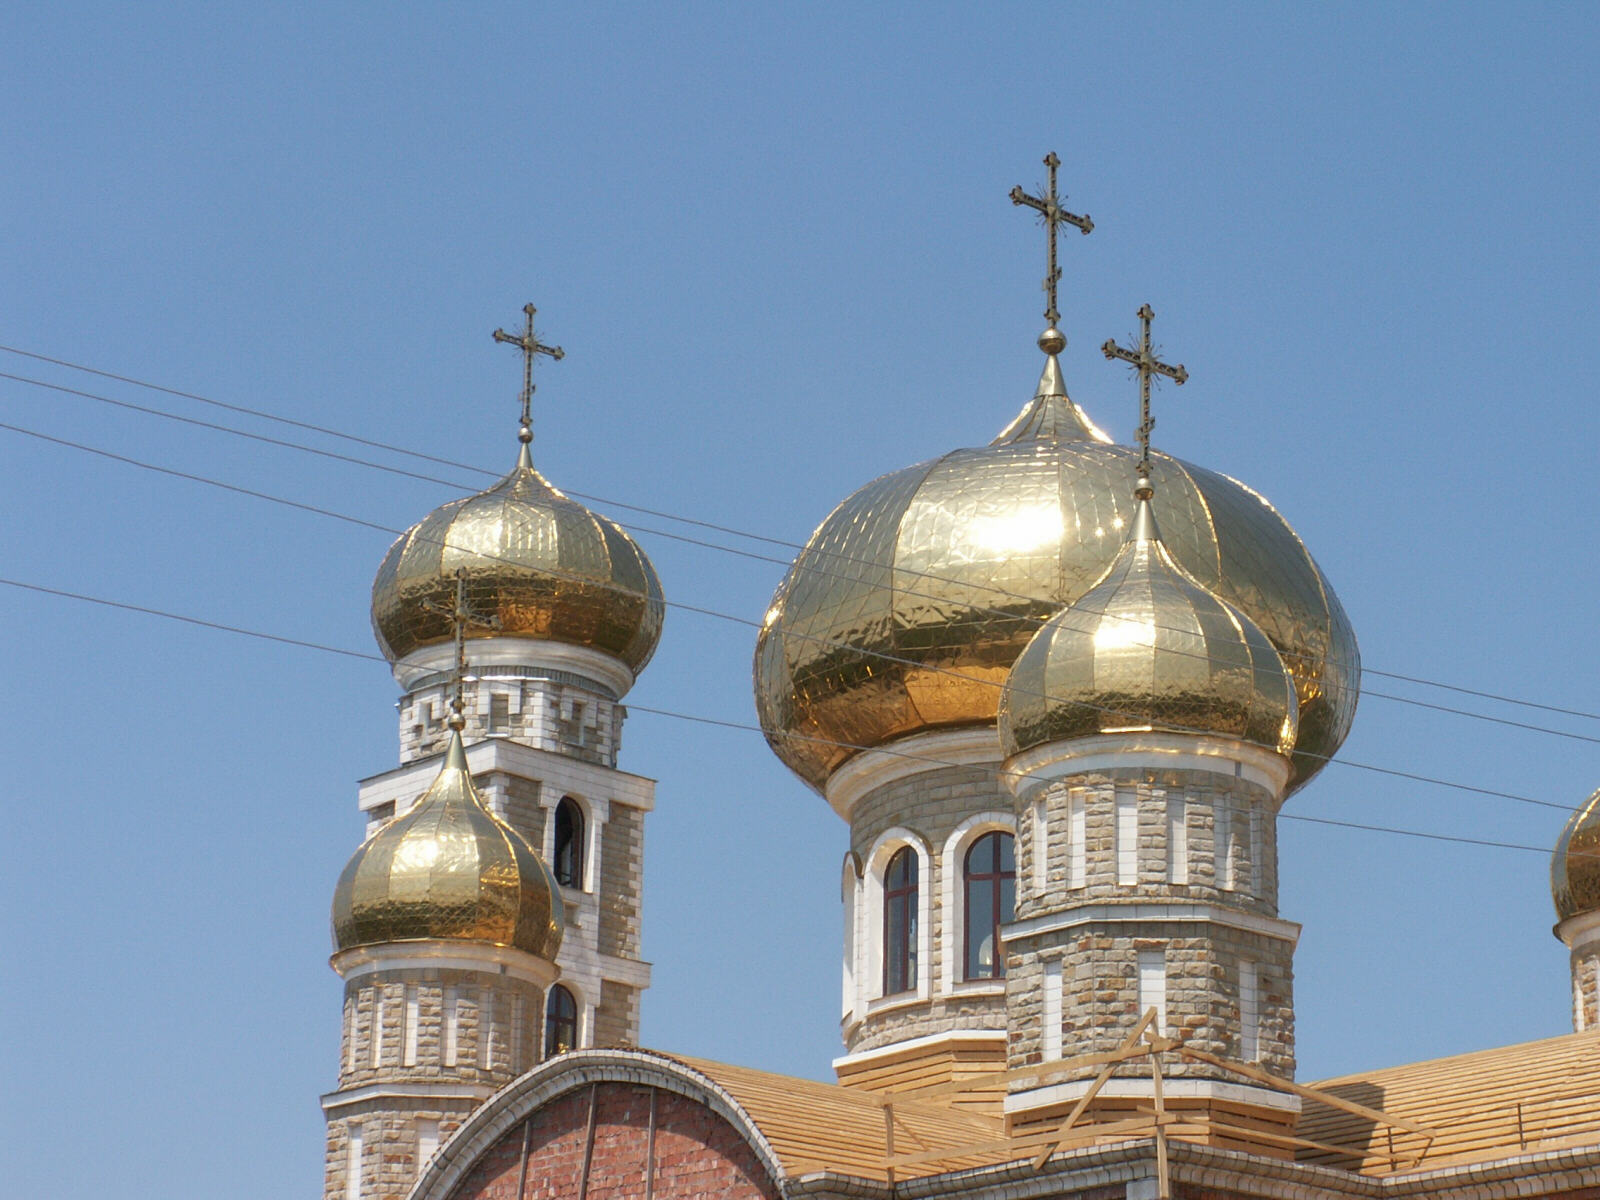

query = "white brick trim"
[[1004, 900, 1302, 946]]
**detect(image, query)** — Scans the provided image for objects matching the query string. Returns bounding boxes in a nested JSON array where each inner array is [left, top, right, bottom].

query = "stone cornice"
[[826, 727, 1001, 822]]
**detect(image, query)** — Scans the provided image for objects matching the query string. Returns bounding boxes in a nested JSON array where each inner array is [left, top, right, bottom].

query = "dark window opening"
[[554, 797, 584, 889], [544, 985, 577, 1058], [964, 831, 1015, 980], [882, 847, 919, 995]]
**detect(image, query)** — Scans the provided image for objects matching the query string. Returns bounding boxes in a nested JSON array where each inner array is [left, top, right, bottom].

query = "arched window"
[[882, 847, 918, 995], [553, 797, 584, 888], [544, 985, 578, 1058], [963, 831, 1015, 980]]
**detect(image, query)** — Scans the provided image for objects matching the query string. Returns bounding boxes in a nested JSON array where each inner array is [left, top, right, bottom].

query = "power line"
[[0, 567, 1586, 827], [6, 409, 1600, 768], [0, 571, 1580, 861], [0, 404, 1592, 815], [5, 348, 1598, 727]]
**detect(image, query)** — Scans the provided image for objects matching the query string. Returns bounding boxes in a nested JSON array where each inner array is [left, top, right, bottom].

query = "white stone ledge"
[[826, 728, 1001, 822], [1004, 901, 1301, 947], [331, 941, 559, 988], [321, 1080, 497, 1112], [832, 1027, 1005, 1073], [1004, 1074, 1302, 1115], [357, 734, 656, 813]]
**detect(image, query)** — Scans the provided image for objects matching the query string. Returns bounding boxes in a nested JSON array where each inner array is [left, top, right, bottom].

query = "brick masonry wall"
[[596, 806, 643, 961], [1018, 769, 1280, 920], [400, 678, 617, 767], [1007, 763, 1296, 1086], [1005, 921, 1295, 1080], [847, 760, 1014, 1053], [448, 1083, 780, 1200], [337, 969, 546, 1090], [324, 1103, 471, 1200], [594, 979, 641, 1049], [1574, 949, 1598, 1032]]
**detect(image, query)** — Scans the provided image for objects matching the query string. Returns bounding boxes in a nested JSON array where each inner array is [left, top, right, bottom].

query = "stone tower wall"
[[324, 965, 546, 1200], [1573, 947, 1598, 1032], [845, 759, 1013, 1053], [1004, 753, 1298, 1101]]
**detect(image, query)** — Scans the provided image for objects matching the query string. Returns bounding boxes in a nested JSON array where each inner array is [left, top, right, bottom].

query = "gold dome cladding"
[[1000, 497, 1298, 758], [331, 729, 564, 959], [1553, 788, 1600, 923], [753, 388, 1359, 795], [371, 451, 665, 674]]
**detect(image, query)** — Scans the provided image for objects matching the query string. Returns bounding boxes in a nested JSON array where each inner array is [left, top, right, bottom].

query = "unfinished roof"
[[675, 1054, 1009, 1181], [1300, 1027, 1600, 1174]]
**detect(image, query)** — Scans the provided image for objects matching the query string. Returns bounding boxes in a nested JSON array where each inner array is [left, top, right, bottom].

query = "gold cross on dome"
[[422, 567, 503, 728], [1010, 152, 1094, 327], [493, 303, 565, 443], [1102, 304, 1188, 479]]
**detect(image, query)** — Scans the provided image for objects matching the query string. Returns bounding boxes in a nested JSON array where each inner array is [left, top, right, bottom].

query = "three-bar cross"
[[493, 303, 565, 442], [1102, 305, 1188, 480], [1010, 152, 1094, 328], [422, 567, 503, 728]]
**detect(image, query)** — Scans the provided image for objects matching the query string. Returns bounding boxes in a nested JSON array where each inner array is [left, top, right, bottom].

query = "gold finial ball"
[[1038, 327, 1067, 355], [518, 425, 533, 444]]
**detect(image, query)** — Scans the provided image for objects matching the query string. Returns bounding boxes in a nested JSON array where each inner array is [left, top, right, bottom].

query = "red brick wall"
[[450, 1083, 779, 1200]]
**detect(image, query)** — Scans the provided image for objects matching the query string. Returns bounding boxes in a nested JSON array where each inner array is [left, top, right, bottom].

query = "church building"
[[320, 160, 1600, 1200]]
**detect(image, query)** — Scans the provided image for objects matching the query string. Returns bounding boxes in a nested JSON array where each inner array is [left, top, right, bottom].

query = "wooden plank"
[[1177, 1046, 1438, 1138]]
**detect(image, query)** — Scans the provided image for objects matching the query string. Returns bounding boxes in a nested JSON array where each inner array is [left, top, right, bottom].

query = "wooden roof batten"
[[867, 1010, 1441, 1196]]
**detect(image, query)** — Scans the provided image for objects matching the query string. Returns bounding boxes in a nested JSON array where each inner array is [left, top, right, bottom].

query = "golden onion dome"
[[753, 358, 1358, 795], [999, 493, 1298, 758], [1553, 788, 1600, 924], [332, 727, 564, 959], [372, 442, 664, 678]]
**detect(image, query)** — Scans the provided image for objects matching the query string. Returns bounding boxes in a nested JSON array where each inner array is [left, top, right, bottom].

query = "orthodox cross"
[[1102, 304, 1188, 480], [493, 303, 564, 443], [1010, 152, 1094, 328], [422, 567, 503, 728]]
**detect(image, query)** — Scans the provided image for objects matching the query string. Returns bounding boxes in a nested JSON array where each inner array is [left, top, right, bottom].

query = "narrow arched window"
[[553, 797, 583, 888], [882, 847, 918, 996], [544, 985, 578, 1058], [964, 831, 1015, 980]]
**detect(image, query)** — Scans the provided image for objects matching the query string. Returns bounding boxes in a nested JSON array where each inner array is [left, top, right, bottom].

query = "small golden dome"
[[331, 728, 564, 959], [1553, 788, 1600, 923], [372, 445, 664, 677], [754, 372, 1358, 795], [999, 495, 1298, 758]]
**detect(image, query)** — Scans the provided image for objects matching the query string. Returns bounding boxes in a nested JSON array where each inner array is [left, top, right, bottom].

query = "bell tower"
[[324, 304, 665, 1197]]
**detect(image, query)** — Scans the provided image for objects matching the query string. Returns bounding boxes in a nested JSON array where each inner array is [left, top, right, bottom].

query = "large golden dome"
[[1553, 788, 1600, 924], [1000, 495, 1298, 758], [332, 728, 564, 959], [753, 364, 1359, 794], [372, 443, 664, 677]]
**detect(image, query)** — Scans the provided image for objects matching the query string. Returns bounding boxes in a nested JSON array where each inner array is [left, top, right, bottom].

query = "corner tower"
[[324, 304, 664, 1197], [998, 307, 1305, 1152], [753, 159, 1358, 1098]]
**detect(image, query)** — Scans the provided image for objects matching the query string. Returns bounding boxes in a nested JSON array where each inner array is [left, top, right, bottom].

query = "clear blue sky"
[[3, 5, 1597, 1197]]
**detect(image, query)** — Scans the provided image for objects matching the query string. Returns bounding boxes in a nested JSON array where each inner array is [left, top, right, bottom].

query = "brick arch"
[[411, 1051, 782, 1200]]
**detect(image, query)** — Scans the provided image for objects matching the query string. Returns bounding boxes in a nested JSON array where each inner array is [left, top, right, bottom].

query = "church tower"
[[323, 305, 665, 1198], [1553, 789, 1600, 1031], [753, 157, 1358, 1102], [997, 307, 1303, 1150]]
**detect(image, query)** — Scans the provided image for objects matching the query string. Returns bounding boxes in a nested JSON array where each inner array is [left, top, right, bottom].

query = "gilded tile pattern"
[[1553, 787, 1600, 921], [372, 452, 664, 672], [755, 393, 1359, 793], [332, 731, 565, 960]]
